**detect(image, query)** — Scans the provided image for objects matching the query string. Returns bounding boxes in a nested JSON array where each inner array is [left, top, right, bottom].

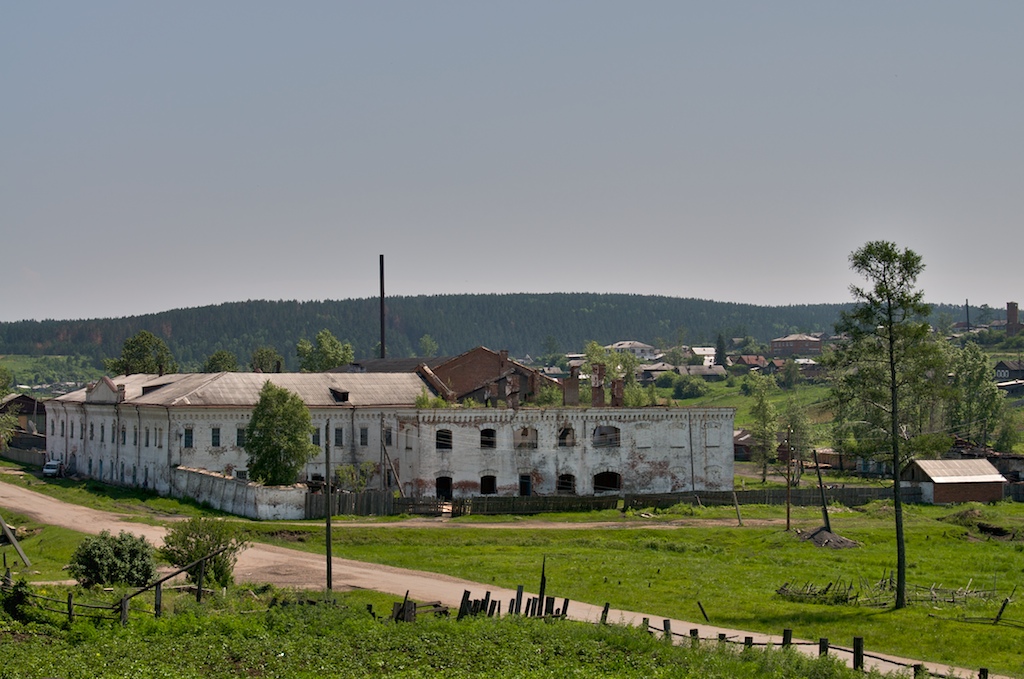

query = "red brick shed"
[[901, 459, 1006, 504]]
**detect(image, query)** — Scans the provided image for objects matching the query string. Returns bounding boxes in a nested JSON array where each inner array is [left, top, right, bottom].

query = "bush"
[[68, 530, 155, 587], [672, 375, 710, 399], [160, 518, 248, 588]]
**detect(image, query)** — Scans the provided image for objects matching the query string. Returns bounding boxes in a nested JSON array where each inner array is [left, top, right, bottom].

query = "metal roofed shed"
[[901, 459, 1007, 505]]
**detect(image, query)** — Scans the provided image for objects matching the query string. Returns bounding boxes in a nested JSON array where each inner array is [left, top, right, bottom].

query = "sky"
[[3, 2, 1023, 323]]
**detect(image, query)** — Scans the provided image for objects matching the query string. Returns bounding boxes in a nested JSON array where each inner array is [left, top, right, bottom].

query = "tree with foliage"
[[336, 461, 378, 492], [296, 329, 354, 372], [0, 364, 12, 395], [672, 374, 709, 400], [947, 341, 1003, 445], [715, 334, 727, 366], [828, 241, 943, 610], [779, 397, 813, 486], [0, 365, 14, 449], [245, 381, 317, 485], [748, 372, 779, 483], [68, 530, 155, 587], [160, 517, 247, 587], [250, 346, 284, 373], [777, 359, 802, 390], [418, 334, 439, 358], [105, 330, 178, 375], [202, 350, 239, 373]]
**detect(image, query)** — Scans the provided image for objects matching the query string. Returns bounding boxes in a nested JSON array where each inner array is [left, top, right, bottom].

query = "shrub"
[[160, 518, 248, 588], [672, 375, 710, 399], [68, 530, 155, 587]]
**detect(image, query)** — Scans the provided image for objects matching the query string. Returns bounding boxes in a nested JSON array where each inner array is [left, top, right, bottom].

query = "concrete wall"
[[169, 467, 306, 520]]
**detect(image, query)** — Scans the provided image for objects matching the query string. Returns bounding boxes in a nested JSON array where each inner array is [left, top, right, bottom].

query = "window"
[[480, 428, 496, 449], [557, 427, 575, 447], [120, 426, 126, 445], [360, 427, 368, 447], [436, 429, 452, 450], [71, 422, 75, 439], [211, 427, 221, 447], [133, 426, 138, 445], [312, 428, 320, 446], [80, 422, 84, 440], [90, 423, 95, 440], [60, 421, 65, 437], [514, 427, 538, 449], [157, 427, 163, 448], [333, 428, 344, 447], [51, 420, 55, 435], [480, 475, 497, 495], [593, 471, 622, 493], [593, 426, 620, 448], [184, 428, 193, 448], [384, 427, 393, 446], [235, 469, 248, 480], [145, 427, 150, 447], [557, 474, 576, 494], [236, 427, 246, 447], [100, 423, 105, 442], [519, 474, 532, 497]]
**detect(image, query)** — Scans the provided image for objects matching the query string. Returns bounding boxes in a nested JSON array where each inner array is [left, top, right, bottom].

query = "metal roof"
[[911, 459, 1006, 484], [58, 372, 430, 408]]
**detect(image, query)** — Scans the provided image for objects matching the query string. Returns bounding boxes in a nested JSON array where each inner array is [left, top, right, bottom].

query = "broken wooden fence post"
[[120, 597, 129, 626], [782, 629, 792, 647], [560, 598, 569, 618], [718, 633, 727, 642], [155, 582, 162, 618], [662, 619, 672, 641], [515, 585, 524, 615], [67, 592, 74, 624], [979, 669, 988, 679], [642, 617, 650, 632], [744, 636, 753, 648], [544, 596, 555, 616], [853, 637, 864, 670], [600, 603, 610, 624], [818, 638, 829, 656], [196, 560, 205, 603], [690, 628, 699, 648], [457, 590, 471, 621], [912, 664, 926, 678]]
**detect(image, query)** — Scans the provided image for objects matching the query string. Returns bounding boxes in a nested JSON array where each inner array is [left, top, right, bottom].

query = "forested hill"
[[0, 293, 969, 370]]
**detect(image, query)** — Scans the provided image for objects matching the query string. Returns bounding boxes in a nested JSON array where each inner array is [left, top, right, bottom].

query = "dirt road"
[[0, 480, 1004, 678]]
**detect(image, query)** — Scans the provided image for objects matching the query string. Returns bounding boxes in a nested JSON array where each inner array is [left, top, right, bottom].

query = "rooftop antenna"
[[380, 254, 386, 359]]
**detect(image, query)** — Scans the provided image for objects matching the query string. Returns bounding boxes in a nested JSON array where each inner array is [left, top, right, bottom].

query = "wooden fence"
[[305, 491, 395, 518], [623, 486, 922, 511], [466, 495, 619, 515]]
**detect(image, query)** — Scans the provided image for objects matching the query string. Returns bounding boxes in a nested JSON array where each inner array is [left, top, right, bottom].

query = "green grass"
[[0, 588, 882, 678], [241, 502, 1024, 677]]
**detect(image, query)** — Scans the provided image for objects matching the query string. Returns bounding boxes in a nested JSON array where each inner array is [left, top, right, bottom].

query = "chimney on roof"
[[116, 384, 126, 403], [499, 349, 509, 373]]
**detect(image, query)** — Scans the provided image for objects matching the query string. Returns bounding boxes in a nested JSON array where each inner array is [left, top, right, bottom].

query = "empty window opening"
[[557, 427, 575, 447], [183, 428, 193, 449], [593, 471, 622, 493], [557, 474, 577, 495], [211, 427, 221, 447], [593, 426, 621, 448], [436, 429, 453, 450], [334, 427, 344, 447], [480, 428, 496, 449], [360, 427, 369, 446], [236, 427, 246, 447], [480, 475, 497, 495], [514, 427, 538, 449], [519, 474, 532, 497]]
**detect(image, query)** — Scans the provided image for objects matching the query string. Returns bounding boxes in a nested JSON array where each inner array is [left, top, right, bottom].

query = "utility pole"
[[325, 419, 332, 591]]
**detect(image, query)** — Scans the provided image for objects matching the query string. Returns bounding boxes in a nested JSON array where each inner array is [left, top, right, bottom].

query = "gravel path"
[[0, 479, 1006, 678]]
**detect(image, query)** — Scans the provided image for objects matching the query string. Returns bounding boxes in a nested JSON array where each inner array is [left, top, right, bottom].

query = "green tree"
[[418, 334, 439, 358], [583, 340, 639, 388], [828, 241, 941, 610], [160, 517, 248, 587], [202, 350, 239, 373], [0, 364, 12, 395], [245, 381, 317, 485], [778, 359, 802, 390], [250, 346, 284, 373], [947, 341, 1003, 445], [104, 330, 178, 375], [715, 334, 727, 366], [748, 372, 779, 483], [0, 365, 14, 449], [68, 530, 156, 587], [336, 461, 378, 492], [296, 329, 354, 372], [779, 397, 812, 486]]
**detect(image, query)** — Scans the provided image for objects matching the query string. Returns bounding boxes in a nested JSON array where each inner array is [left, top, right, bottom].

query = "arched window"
[[514, 427, 537, 449], [480, 428, 496, 449], [60, 421, 65, 437], [593, 425, 620, 448], [436, 429, 453, 450], [593, 471, 622, 493], [480, 475, 497, 495]]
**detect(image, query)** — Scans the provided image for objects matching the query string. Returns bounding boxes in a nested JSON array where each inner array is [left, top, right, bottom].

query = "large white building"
[[46, 370, 734, 501]]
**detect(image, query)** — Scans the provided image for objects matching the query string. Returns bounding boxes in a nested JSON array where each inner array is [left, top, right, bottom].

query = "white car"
[[42, 460, 61, 478]]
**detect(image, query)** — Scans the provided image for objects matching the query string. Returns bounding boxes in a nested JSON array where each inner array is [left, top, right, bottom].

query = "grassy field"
[[0, 589, 880, 679], [3, 462, 1023, 676]]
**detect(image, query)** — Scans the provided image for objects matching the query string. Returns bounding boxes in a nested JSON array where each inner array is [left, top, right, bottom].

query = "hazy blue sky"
[[4, 2, 1022, 322]]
